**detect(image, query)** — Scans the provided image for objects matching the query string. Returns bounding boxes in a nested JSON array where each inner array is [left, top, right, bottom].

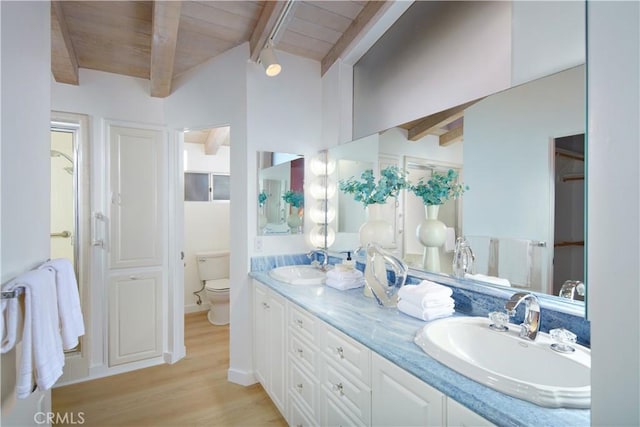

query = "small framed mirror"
[[257, 152, 305, 235]]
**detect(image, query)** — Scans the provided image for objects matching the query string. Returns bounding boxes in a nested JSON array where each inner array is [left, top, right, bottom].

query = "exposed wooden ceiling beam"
[[321, 0, 391, 76], [150, 1, 181, 98], [51, 0, 79, 85], [204, 126, 230, 155], [249, 1, 288, 62], [407, 99, 480, 141], [439, 124, 464, 146]]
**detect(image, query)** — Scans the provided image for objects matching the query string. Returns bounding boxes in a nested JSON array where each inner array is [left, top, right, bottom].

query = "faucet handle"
[[549, 328, 577, 353], [488, 311, 509, 332]]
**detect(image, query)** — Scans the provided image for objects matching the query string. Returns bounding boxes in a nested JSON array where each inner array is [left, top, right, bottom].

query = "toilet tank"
[[196, 250, 230, 281]]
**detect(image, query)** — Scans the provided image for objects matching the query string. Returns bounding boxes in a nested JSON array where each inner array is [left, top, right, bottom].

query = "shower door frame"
[[50, 111, 91, 382]]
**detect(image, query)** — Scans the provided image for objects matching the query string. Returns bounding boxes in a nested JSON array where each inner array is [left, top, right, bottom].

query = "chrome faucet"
[[307, 249, 329, 271], [505, 292, 541, 341]]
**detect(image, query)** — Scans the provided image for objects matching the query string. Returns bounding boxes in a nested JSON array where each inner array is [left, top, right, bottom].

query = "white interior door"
[[107, 124, 165, 367]]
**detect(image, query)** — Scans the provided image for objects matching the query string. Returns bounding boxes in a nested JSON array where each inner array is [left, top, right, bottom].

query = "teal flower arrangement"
[[282, 190, 304, 208], [409, 169, 468, 206], [338, 166, 409, 206], [258, 190, 268, 207]]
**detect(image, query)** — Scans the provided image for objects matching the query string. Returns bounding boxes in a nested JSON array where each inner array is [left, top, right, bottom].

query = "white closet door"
[[108, 272, 162, 366], [107, 124, 165, 367], [109, 126, 163, 269]]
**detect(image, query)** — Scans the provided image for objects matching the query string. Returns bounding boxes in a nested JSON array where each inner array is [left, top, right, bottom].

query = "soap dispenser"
[[343, 251, 355, 269]]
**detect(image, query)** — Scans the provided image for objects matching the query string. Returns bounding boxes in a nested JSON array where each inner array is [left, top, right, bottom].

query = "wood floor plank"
[[53, 312, 287, 427]]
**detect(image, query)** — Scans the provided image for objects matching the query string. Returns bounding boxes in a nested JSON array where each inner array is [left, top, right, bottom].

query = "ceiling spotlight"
[[259, 45, 281, 77]]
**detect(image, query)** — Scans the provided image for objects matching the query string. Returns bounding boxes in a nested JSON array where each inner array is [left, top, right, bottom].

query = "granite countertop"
[[250, 271, 590, 427]]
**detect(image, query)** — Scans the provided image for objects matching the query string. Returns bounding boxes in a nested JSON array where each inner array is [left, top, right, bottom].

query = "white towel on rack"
[[498, 239, 532, 287], [40, 259, 85, 350], [7, 269, 64, 398], [1, 293, 22, 353]]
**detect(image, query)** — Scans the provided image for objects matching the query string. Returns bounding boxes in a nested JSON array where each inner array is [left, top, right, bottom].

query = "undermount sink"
[[268, 265, 326, 285], [414, 316, 590, 409]]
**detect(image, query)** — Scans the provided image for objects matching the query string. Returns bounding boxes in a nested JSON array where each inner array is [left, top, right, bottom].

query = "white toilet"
[[196, 250, 230, 326]]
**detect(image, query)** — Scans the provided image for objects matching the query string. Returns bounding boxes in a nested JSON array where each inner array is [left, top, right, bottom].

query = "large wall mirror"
[[257, 152, 305, 235], [328, 64, 586, 306]]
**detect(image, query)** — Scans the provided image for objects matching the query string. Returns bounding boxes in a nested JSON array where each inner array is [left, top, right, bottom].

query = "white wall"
[[183, 143, 230, 312], [463, 66, 585, 243], [51, 69, 166, 375], [353, 1, 512, 139], [511, 1, 585, 86], [1, 1, 53, 425], [166, 43, 324, 385], [247, 49, 323, 256], [588, 2, 640, 425]]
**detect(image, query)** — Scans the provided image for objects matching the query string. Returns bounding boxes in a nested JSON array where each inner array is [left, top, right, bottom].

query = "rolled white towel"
[[400, 295, 455, 309], [397, 280, 453, 308], [397, 300, 455, 321], [325, 278, 365, 291], [326, 268, 363, 281], [464, 273, 511, 287]]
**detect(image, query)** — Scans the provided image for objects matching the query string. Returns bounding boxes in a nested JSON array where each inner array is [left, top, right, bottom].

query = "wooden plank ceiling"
[[51, 0, 389, 98]]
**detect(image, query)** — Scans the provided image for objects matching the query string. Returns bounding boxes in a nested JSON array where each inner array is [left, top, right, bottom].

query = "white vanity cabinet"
[[319, 324, 372, 426], [446, 398, 495, 427], [253, 281, 287, 416], [371, 352, 445, 426], [287, 303, 321, 426], [252, 280, 495, 427]]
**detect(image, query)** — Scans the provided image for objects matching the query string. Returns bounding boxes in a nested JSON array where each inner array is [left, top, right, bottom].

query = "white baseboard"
[[164, 346, 186, 364], [227, 367, 257, 386], [184, 303, 210, 314], [55, 357, 165, 387]]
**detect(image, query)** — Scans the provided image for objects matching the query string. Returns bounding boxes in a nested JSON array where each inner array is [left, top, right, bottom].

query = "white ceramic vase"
[[416, 204, 447, 272], [287, 206, 302, 232]]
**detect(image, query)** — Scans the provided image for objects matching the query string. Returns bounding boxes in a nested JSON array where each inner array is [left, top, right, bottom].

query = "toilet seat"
[[205, 278, 230, 292]]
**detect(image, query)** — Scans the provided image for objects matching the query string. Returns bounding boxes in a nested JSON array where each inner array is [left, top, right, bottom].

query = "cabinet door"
[[109, 125, 164, 269], [371, 353, 445, 427], [253, 282, 269, 385], [108, 271, 162, 366], [446, 398, 495, 427], [269, 290, 287, 415]]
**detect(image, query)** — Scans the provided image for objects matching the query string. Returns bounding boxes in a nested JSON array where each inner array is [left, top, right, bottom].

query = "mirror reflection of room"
[[330, 64, 585, 300], [257, 152, 304, 235]]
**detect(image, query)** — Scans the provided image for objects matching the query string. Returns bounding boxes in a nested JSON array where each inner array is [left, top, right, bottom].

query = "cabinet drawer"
[[323, 393, 367, 427], [322, 362, 371, 425], [322, 325, 371, 386], [289, 331, 319, 376], [289, 394, 317, 427], [289, 360, 319, 419], [289, 304, 317, 342]]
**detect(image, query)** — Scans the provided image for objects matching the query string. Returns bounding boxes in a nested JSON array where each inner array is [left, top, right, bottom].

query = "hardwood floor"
[[53, 312, 287, 427]]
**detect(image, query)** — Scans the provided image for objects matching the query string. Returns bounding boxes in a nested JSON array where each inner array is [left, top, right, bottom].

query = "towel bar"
[[2, 288, 24, 299]]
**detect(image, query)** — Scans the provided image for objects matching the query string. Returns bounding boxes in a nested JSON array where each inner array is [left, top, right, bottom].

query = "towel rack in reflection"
[[2, 288, 24, 299], [51, 230, 71, 238]]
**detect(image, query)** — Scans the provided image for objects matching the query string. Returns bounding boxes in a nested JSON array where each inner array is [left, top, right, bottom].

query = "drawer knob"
[[296, 319, 304, 327], [296, 383, 303, 393], [296, 348, 304, 357], [332, 382, 344, 396], [262, 302, 270, 309], [336, 346, 344, 359]]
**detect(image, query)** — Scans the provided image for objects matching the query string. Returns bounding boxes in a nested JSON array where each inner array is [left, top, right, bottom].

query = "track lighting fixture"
[[259, 44, 281, 77]]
